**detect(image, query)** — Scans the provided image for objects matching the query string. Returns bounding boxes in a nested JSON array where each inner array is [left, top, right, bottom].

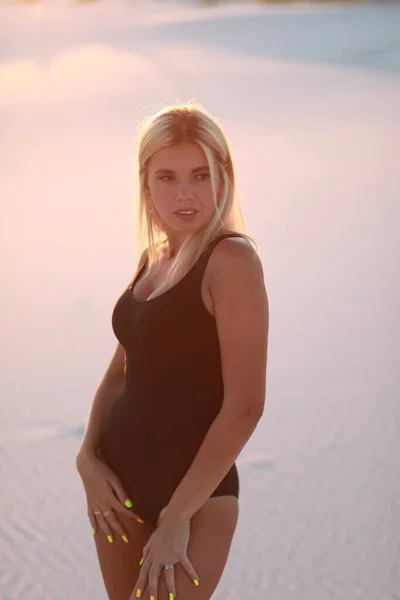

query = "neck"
[[161, 231, 192, 260]]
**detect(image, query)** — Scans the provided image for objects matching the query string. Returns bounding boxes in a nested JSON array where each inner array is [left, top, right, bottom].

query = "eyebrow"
[[154, 166, 210, 175]]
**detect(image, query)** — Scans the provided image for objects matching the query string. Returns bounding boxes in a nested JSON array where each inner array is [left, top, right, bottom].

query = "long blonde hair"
[[134, 102, 256, 299]]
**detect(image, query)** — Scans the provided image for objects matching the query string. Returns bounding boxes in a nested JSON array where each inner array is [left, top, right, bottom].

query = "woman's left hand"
[[129, 508, 200, 600]]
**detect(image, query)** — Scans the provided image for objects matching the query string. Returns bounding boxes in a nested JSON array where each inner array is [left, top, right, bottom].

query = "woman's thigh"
[[94, 496, 239, 600], [153, 496, 239, 600], [93, 515, 156, 600]]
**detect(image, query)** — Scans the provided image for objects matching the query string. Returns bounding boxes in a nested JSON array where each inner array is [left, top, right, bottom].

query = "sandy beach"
[[1, 1, 399, 598]]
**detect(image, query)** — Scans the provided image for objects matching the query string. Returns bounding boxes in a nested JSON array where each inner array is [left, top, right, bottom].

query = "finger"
[[109, 476, 139, 516], [110, 496, 145, 524], [164, 565, 177, 600], [94, 511, 115, 544], [108, 482, 145, 523], [138, 543, 150, 566], [87, 508, 98, 536], [179, 554, 200, 587], [148, 563, 162, 600], [103, 509, 130, 544], [133, 556, 151, 599]]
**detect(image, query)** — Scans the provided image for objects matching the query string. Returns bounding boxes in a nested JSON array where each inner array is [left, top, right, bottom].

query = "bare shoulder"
[[207, 235, 269, 417], [208, 235, 265, 289]]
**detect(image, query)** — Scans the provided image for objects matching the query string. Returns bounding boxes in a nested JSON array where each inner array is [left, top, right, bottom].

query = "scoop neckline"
[[128, 253, 202, 305], [127, 231, 241, 305]]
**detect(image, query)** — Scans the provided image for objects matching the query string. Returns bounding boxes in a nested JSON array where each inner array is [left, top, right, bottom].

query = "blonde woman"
[[76, 103, 269, 600]]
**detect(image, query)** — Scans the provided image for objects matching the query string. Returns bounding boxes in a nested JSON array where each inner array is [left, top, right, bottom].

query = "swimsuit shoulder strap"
[[198, 230, 251, 271]]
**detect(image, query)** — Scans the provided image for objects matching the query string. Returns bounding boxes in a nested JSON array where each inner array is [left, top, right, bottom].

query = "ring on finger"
[[164, 564, 174, 570]]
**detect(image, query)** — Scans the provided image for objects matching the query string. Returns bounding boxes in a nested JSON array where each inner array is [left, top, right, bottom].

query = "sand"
[[1, 1, 399, 598]]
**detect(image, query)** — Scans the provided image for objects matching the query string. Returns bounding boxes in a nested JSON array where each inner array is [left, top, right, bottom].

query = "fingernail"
[[139, 557, 144, 565], [91, 528, 96, 535], [136, 518, 144, 524], [125, 499, 133, 508], [193, 578, 200, 586], [107, 535, 113, 543], [121, 535, 129, 543], [136, 590, 142, 598], [150, 597, 155, 600], [169, 593, 174, 600]]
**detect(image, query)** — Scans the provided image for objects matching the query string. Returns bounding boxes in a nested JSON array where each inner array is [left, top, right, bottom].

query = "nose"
[[176, 181, 195, 200]]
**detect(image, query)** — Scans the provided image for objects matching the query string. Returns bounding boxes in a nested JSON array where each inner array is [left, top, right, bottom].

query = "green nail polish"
[[169, 594, 174, 600], [91, 528, 96, 535], [139, 557, 144, 565], [193, 578, 199, 586], [125, 499, 133, 508], [107, 535, 113, 543]]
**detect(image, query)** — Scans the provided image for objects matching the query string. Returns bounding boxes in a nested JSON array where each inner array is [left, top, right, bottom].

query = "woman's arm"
[[163, 238, 269, 523], [76, 342, 126, 463]]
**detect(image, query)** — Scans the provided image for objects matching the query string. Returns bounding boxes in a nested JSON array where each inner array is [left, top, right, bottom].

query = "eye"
[[195, 173, 210, 180], [158, 175, 173, 181]]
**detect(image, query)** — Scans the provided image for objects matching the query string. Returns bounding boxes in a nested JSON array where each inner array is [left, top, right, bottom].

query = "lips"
[[175, 209, 198, 213]]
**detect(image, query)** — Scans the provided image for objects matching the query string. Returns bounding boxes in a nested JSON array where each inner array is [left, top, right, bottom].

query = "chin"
[[168, 219, 204, 231]]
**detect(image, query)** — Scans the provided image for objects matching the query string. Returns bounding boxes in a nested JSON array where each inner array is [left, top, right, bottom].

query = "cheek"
[[201, 182, 217, 203], [148, 178, 161, 193], [149, 181, 172, 201]]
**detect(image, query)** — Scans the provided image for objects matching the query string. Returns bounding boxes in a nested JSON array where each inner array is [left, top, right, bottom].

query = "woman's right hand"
[[76, 450, 144, 543]]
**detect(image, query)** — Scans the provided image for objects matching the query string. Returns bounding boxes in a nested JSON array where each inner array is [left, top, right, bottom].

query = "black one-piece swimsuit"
[[99, 232, 245, 526]]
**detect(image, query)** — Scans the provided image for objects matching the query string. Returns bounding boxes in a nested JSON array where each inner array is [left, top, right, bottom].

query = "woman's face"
[[146, 142, 220, 237]]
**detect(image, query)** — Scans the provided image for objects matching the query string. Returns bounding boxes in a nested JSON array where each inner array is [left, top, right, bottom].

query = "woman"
[[76, 103, 269, 600]]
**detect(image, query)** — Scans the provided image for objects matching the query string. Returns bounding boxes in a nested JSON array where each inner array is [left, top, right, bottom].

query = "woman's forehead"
[[149, 142, 207, 168]]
